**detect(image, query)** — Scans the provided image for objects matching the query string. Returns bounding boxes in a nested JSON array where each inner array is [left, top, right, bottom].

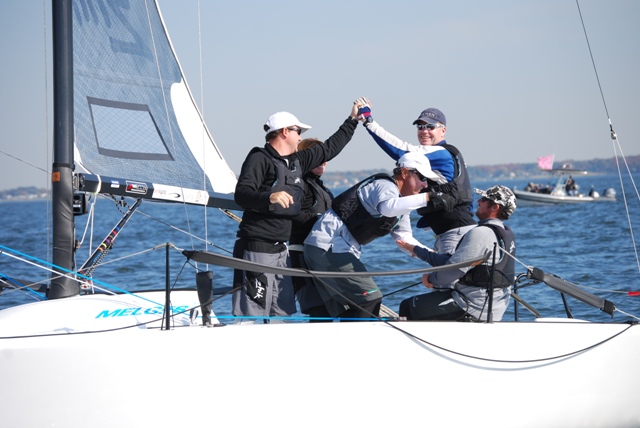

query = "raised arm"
[[357, 99, 455, 181], [296, 100, 361, 173]]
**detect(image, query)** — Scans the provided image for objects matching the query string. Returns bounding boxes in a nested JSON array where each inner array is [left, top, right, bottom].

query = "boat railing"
[[512, 268, 616, 321]]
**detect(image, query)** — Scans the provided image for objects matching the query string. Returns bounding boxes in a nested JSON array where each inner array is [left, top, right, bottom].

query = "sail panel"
[[88, 97, 174, 161], [72, 0, 236, 195]]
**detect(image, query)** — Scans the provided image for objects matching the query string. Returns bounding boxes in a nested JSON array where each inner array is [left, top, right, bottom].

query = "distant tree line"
[[321, 155, 640, 189], [0, 186, 49, 201], [1, 155, 638, 200], [466, 155, 639, 181]]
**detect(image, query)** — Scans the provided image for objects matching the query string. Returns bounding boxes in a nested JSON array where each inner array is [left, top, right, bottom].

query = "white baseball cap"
[[397, 152, 446, 184], [263, 112, 312, 133]]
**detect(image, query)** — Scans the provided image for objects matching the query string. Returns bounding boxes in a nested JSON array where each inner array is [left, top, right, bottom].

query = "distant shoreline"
[[0, 197, 48, 203], [1, 155, 637, 201]]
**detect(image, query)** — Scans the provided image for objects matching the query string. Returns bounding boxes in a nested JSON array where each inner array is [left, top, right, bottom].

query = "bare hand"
[[350, 101, 361, 119], [355, 96, 371, 107], [351, 97, 371, 119], [270, 190, 294, 209], [422, 274, 434, 289], [396, 239, 416, 255]]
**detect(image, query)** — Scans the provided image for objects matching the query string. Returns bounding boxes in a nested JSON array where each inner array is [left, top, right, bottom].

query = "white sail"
[[72, 0, 236, 196]]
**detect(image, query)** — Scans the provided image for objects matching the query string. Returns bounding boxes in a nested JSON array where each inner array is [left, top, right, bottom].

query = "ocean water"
[[1, 173, 639, 322]]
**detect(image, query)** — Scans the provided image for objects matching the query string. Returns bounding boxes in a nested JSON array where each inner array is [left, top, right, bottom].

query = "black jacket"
[[289, 173, 333, 246], [235, 117, 357, 243]]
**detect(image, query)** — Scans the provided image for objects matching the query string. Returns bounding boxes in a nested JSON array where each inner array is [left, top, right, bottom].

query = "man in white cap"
[[396, 185, 517, 322], [303, 152, 448, 319], [232, 102, 362, 321]]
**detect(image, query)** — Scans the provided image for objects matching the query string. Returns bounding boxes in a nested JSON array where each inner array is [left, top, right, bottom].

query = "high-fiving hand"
[[354, 97, 373, 123]]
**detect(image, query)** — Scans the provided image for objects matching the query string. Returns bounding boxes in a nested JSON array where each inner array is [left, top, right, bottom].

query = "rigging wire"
[[142, 0, 197, 253], [576, 0, 640, 276], [0, 150, 48, 175], [135, 209, 234, 255], [196, 0, 210, 255], [0, 243, 178, 307], [575, 1, 609, 120], [0, 0, 52, 186]]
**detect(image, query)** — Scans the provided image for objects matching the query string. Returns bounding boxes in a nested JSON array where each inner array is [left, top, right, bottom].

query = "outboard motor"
[[603, 188, 616, 199]]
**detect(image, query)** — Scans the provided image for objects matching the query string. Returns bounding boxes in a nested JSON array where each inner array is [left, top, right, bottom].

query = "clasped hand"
[[353, 97, 372, 122], [270, 190, 294, 208], [422, 274, 434, 289]]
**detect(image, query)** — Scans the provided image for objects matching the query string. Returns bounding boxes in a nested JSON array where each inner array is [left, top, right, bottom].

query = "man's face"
[[475, 196, 498, 220], [286, 127, 302, 151], [416, 122, 446, 146], [311, 162, 327, 176], [399, 168, 428, 196]]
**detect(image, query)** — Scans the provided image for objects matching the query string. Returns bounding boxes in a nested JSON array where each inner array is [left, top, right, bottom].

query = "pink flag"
[[537, 154, 554, 170]]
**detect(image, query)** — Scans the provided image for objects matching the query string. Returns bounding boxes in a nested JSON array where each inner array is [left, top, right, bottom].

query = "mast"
[[48, 0, 79, 299]]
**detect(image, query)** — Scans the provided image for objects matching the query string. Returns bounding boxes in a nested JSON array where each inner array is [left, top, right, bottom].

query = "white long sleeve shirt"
[[304, 178, 427, 258]]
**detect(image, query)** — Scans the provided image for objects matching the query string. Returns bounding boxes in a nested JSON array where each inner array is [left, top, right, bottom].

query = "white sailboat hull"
[[1, 291, 639, 428], [513, 188, 595, 204]]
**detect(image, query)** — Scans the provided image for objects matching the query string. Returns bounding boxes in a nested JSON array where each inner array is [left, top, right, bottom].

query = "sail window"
[[87, 97, 174, 161]]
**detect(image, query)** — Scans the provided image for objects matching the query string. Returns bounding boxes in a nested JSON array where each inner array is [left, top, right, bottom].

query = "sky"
[[0, 0, 638, 191]]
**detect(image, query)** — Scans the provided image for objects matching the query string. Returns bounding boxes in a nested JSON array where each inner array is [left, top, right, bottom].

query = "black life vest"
[[255, 147, 305, 217], [458, 224, 516, 288], [306, 176, 333, 217], [331, 173, 400, 246], [416, 143, 476, 233], [289, 174, 333, 246], [441, 143, 473, 205]]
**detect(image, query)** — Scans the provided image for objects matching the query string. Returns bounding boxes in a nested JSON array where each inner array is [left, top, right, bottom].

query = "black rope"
[[383, 320, 635, 364], [382, 281, 422, 297]]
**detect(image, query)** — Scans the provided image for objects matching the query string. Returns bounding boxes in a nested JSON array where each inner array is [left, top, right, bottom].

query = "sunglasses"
[[287, 127, 302, 135], [416, 123, 442, 131], [410, 169, 429, 183], [480, 196, 496, 205]]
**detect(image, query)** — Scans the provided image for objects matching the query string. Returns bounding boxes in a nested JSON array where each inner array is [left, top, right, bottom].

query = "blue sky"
[[0, 0, 638, 191]]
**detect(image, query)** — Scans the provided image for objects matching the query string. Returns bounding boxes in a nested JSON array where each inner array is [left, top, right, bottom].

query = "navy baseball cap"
[[412, 108, 446, 126]]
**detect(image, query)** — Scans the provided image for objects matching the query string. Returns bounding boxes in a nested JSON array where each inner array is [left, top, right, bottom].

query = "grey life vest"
[[459, 224, 516, 288]]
